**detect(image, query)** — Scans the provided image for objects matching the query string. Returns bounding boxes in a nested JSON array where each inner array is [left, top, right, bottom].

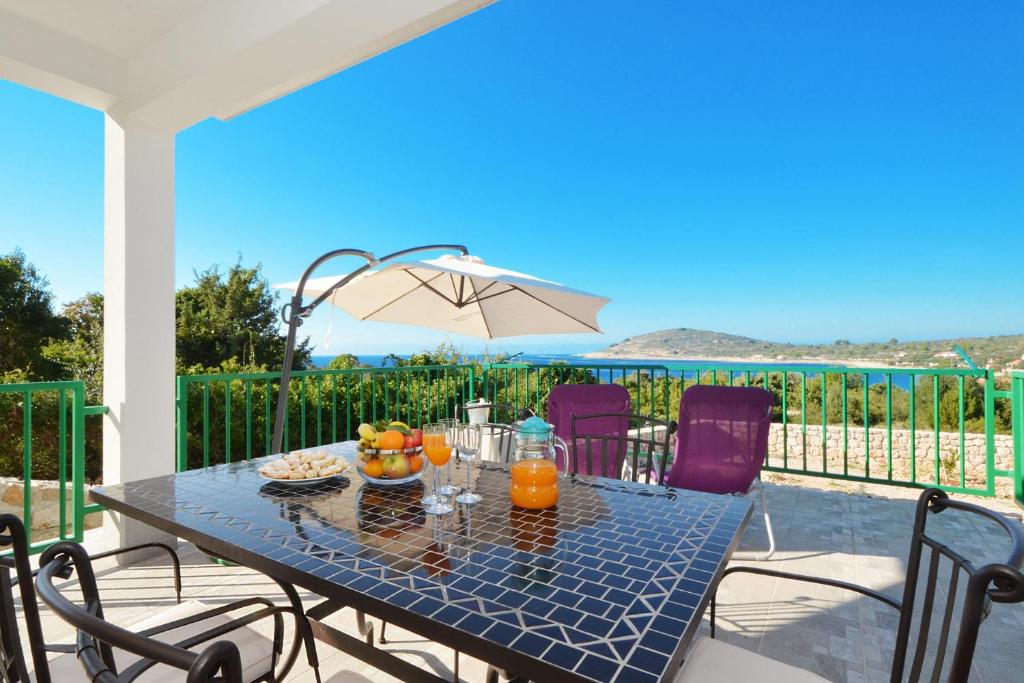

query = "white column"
[[102, 115, 177, 553]]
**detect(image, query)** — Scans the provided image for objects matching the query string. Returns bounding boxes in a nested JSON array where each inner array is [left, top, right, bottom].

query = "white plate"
[[257, 444, 351, 485]]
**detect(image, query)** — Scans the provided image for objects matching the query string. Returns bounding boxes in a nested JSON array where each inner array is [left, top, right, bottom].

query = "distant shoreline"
[[579, 327, 1024, 372], [313, 351, 910, 370], [579, 351, 905, 369]]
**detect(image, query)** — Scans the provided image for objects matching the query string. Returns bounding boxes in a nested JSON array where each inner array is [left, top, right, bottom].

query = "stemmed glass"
[[421, 423, 454, 515], [437, 418, 461, 496], [455, 423, 482, 505]]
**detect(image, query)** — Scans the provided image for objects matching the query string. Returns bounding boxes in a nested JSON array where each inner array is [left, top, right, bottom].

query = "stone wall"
[[765, 423, 1014, 493], [0, 477, 101, 531]]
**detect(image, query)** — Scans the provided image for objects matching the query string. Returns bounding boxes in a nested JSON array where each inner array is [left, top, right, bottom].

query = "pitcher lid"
[[517, 415, 553, 436]]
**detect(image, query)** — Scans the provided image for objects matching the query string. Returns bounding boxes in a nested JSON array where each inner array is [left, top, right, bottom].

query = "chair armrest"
[[720, 565, 901, 610], [89, 541, 180, 565], [89, 542, 182, 603], [44, 642, 77, 654], [3, 552, 74, 584]]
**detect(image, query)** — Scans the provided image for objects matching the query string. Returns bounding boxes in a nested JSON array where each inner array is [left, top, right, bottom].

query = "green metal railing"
[[0, 380, 105, 554], [175, 361, 673, 471], [176, 361, 1018, 500], [176, 365, 477, 471], [1013, 371, 1024, 507]]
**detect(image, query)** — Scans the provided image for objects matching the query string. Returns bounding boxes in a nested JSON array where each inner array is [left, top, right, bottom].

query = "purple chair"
[[547, 384, 631, 476], [665, 384, 776, 559]]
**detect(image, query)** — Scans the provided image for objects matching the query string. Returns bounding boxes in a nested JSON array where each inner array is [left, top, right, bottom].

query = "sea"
[[310, 353, 914, 387]]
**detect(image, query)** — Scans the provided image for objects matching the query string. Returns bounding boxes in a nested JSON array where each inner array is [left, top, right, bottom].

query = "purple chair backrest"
[[547, 384, 631, 474], [665, 385, 774, 494]]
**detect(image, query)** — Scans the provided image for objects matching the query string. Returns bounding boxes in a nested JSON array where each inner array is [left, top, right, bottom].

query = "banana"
[[357, 423, 379, 447], [387, 420, 411, 434]]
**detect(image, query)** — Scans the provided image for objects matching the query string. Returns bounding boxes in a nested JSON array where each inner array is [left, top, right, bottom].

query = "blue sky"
[[1, 1, 1022, 355]]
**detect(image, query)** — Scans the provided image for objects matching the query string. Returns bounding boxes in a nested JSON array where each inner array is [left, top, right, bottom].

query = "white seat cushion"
[[675, 636, 829, 683], [46, 600, 273, 682]]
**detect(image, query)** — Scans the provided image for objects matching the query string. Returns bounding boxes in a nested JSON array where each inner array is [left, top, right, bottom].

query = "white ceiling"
[[0, 0, 209, 59], [0, 0, 494, 131]]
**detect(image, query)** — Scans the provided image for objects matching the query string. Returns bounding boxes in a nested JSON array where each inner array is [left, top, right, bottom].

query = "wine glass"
[[455, 423, 482, 505], [421, 423, 454, 515], [437, 418, 461, 496]]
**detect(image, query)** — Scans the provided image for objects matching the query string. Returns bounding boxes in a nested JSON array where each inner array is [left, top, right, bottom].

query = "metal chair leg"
[[268, 578, 321, 681], [710, 591, 717, 638], [755, 482, 776, 561], [379, 619, 388, 644]]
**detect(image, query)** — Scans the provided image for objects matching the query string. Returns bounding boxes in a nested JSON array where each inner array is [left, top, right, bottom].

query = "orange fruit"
[[408, 454, 424, 473], [363, 458, 384, 478], [377, 430, 405, 451]]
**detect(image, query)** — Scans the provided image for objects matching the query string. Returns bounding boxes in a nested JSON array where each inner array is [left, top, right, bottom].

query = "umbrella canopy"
[[275, 254, 609, 338]]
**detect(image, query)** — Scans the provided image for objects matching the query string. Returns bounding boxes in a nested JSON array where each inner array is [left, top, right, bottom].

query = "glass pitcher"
[[509, 416, 569, 510]]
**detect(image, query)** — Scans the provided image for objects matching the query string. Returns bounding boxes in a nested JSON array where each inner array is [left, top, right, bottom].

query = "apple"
[[404, 429, 423, 449], [382, 453, 411, 479]]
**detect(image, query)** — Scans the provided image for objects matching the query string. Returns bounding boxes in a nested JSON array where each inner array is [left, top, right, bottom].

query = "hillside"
[[586, 328, 1024, 370]]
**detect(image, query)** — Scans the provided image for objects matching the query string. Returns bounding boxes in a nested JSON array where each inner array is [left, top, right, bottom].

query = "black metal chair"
[[1, 514, 183, 683], [461, 402, 527, 465], [676, 488, 1024, 682], [569, 413, 676, 484], [0, 514, 321, 682]]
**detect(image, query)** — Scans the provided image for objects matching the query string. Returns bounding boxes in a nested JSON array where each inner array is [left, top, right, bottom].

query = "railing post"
[[22, 390, 32, 536], [72, 382, 86, 543], [481, 363, 490, 407], [984, 370, 996, 495], [1012, 373, 1023, 508], [176, 375, 189, 472]]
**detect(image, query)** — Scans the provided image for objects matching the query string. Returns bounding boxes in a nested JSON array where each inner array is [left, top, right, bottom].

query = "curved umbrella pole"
[[271, 244, 469, 454]]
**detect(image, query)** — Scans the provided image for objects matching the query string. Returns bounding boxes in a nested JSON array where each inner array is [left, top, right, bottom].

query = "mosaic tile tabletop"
[[92, 459, 752, 682]]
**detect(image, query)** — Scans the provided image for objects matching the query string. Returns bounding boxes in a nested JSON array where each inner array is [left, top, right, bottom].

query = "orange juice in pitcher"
[[509, 416, 568, 510]]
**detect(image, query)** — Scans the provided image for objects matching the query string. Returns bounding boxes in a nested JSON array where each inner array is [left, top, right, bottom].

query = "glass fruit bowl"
[[355, 445, 426, 486]]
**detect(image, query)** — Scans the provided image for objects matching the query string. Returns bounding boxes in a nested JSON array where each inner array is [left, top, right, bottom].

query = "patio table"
[[91, 459, 752, 683]]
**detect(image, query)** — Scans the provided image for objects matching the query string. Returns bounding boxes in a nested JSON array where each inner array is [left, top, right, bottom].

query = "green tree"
[[326, 354, 363, 370], [42, 293, 104, 402], [175, 261, 311, 370], [0, 250, 68, 378], [385, 342, 467, 368], [913, 375, 987, 433]]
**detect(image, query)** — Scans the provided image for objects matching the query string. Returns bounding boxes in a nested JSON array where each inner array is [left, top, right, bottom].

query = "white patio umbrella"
[[269, 244, 608, 453], [274, 254, 609, 338]]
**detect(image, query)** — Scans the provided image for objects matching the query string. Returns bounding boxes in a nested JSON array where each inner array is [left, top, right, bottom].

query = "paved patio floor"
[[13, 481, 1024, 682]]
